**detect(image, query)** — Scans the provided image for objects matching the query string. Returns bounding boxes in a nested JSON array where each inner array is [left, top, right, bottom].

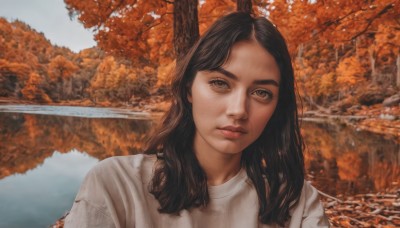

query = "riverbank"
[[302, 104, 400, 143], [0, 97, 171, 113]]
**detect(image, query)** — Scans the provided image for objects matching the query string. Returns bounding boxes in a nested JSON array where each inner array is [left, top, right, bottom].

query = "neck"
[[195, 149, 242, 186]]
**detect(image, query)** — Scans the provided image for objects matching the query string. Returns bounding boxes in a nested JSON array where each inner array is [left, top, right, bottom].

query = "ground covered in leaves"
[[320, 188, 400, 227]]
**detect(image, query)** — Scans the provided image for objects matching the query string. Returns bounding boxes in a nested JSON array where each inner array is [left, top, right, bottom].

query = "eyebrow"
[[213, 67, 280, 87]]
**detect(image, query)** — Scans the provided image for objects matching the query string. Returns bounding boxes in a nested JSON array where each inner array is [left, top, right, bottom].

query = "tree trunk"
[[297, 43, 304, 67], [397, 54, 400, 87], [237, 0, 253, 13], [368, 47, 377, 83], [355, 37, 359, 58], [173, 0, 199, 62], [335, 47, 338, 62]]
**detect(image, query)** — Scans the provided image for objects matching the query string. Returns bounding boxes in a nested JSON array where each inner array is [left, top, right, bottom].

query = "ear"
[[187, 86, 193, 103]]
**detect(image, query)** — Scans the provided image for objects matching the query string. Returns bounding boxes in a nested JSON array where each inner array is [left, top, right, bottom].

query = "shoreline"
[[0, 97, 170, 114], [301, 109, 400, 143]]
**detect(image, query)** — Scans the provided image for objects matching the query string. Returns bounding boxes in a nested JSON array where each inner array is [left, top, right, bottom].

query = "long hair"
[[145, 12, 304, 226]]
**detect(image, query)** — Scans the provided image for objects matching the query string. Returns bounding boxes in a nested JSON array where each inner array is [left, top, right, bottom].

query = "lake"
[[0, 105, 398, 228]]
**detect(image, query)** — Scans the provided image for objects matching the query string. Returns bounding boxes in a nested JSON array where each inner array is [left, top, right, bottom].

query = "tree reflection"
[[0, 113, 399, 195], [302, 121, 399, 195], [0, 113, 152, 179]]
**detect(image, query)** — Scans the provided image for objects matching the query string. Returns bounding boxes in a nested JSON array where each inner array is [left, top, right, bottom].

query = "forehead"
[[221, 40, 281, 82]]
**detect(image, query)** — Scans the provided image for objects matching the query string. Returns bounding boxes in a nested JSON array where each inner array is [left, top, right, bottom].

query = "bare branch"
[[143, 22, 163, 32], [350, 3, 395, 40]]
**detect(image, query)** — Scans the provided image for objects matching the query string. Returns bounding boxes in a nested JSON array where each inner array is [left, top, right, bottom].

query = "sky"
[[0, 0, 97, 53]]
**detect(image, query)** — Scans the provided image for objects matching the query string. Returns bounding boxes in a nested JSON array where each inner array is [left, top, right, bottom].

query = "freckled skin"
[[188, 40, 281, 161]]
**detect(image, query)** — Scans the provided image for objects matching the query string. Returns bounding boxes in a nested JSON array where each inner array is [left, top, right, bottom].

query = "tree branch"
[[350, 3, 395, 40], [314, 2, 396, 41]]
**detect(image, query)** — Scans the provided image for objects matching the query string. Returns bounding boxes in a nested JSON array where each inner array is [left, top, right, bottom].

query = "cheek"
[[249, 106, 277, 136], [191, 83, 225, 114]]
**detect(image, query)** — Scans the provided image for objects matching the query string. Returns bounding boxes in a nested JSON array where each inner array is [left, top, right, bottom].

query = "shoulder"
[[79, 154, 157, 196], [92, 154, 157, 177], [65, 154, 157, 227], [67, 155, 156, 214], [288, 181, 330, 227]]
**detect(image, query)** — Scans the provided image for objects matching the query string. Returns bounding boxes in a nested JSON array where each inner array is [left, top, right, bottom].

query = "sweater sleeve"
[[300, 181, 330, 227], [64, 162, 117, 228]]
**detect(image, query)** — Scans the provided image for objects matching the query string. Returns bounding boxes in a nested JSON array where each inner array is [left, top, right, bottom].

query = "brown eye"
[[252, 89, 273, 101], [209, 79, 229, 90]]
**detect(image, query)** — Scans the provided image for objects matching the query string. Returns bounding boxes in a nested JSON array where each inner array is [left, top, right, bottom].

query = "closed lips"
[[219, 126, 247, 134]]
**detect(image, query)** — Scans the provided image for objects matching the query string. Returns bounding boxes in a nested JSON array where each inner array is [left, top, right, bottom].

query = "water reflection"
[[0, 112, 153, 179], [0, 111, 154, 228], [302, 121, 399, 196], [0, 151, 97, 228]]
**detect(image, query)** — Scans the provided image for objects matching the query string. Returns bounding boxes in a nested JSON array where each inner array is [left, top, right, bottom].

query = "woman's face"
[[188, 39, 280, 158]]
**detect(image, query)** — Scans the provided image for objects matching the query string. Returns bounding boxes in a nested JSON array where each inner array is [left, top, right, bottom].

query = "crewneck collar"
[[208, 168, 247, 199]]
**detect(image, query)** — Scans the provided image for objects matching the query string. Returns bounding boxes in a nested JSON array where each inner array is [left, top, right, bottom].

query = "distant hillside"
[[0, 18, 159, 105]]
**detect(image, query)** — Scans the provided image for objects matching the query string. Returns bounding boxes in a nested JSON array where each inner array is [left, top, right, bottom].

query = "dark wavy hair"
[[145, 12, 304, 226]]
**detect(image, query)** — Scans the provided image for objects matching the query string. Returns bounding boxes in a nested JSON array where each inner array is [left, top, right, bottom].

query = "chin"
[[214, 142, 247, 155]]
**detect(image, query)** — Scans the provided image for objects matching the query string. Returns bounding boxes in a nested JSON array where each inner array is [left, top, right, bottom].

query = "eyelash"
[[209, 78, 229, 90], [251, 89, 273, 101], [208, 78, 273, 102]]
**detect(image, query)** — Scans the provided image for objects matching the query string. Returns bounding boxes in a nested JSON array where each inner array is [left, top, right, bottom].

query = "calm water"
[[0, 105, 398, 227]]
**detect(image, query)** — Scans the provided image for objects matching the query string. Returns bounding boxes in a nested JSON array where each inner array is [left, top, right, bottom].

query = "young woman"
[[65, 12, 329, 227]]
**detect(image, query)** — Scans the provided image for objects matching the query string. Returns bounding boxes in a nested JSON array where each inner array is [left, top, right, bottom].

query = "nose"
[[226, 89, 249, 120]]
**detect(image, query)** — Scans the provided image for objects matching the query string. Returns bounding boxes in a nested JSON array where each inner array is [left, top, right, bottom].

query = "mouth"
[[218, 125, 247, 139], [219, 125, 247, 133]]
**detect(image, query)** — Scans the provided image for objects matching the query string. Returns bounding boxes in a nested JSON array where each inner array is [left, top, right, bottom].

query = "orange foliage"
[[64, 0, 237, 64], [48, 55, 78, 81], [337, 152, 362, 182], [21, 72, 52, 103], [268, 0, 399, 105], [0, 59, 31, 82], [89, 56, 157, 102], [268, 0, 399, 50], [65, 0, 171, 62], [336, 56, 365, 90]]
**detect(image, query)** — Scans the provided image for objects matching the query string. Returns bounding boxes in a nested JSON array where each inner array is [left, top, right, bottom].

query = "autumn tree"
[[21, 72, 52, 103], [89, 56, 116, 102], [89, 56, 156, 103], [64, 0, 259, 63], [319, 72, 336, 102], [336, 56, 365, 94], [0, 59, 31, 98], [73, 48, 104, 99], [267, 0, 399, 53], [48, 55, 78, 100], [173, 0, 199, 61], [265, 0, 399, 108], [65, 0, 200, 62]]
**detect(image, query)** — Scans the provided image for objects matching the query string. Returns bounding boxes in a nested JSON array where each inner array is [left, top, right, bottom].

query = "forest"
[[1, 1, 399, 111]]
